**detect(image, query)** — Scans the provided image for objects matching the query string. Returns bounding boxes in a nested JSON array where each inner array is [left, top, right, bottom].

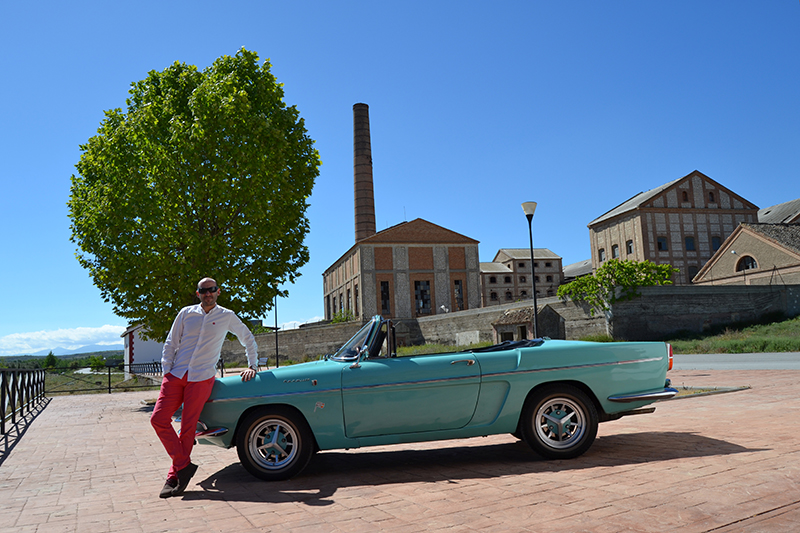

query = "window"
[[626, 240, 634, 255], [709, 191, 715, 203], [547, 289, 554, 296], [490, 292, 498, 301], [598, 248, 606, 262], [454, 280, 464, 311], [346, 289, 351, 311], [736, 256, 758, 271], [685, 236, 696, 251], [688, 265, 699, 281], [414, 280, 432, 315], [535, 276, 540, 282], [380, 281, 391, 315], [611, 244, 619, 258], [520, 276, 526, 283], [489, 276, 497, 284], [546, 275, 553, 282], [332, 296, 336, 313], [520, 290, 527, 297], [712, 236, 721, 251], [518, 262, 525, 268], [657, 237, 668, 251], [354, 285, 359, 315], [534, 262, 539, 268], [505, 291, 513, 301], [682, 191, 689, 202], [504, 276, 512, 283], [545, 262, 552, 267]]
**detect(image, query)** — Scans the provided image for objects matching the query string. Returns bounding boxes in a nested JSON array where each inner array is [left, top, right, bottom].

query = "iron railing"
[[1, 369, 46, 436]]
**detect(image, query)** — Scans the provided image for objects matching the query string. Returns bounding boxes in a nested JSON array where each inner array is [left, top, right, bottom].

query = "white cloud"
[[0, 325, 127, 357], [277, 317, 325, 330]]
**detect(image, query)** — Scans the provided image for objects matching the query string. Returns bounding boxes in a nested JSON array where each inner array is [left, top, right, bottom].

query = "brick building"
[[322, 103, 481, 321], [323, 218, 481, 320], [480, 248, 562, 306], [588, 170, 759, 284]]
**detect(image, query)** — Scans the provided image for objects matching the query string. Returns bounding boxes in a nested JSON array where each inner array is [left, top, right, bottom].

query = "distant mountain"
[[28, 343, 124, 357]]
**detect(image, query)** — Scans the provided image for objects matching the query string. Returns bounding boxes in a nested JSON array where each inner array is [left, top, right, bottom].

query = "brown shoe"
[[171, 462, 198, 496], [159, 477, 178, 498]]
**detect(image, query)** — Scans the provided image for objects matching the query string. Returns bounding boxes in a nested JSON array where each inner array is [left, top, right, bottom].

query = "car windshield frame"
[[329, 316, 383, 362]]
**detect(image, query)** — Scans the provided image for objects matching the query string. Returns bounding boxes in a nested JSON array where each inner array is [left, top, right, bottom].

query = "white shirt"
[[162, 304, 258, 381]]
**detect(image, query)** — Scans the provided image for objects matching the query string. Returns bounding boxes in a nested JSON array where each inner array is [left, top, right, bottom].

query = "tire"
[[521, 384, 598, 460], [236, 407, 315, 481]]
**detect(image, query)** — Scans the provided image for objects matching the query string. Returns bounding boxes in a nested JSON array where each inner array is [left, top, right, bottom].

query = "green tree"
[[43, 351, 58, 369], [68, 48, 320, 340], [557, 259, 679, 315]]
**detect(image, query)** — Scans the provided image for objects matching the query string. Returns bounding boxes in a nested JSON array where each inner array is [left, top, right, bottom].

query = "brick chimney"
[[353, 103, 376, 242]]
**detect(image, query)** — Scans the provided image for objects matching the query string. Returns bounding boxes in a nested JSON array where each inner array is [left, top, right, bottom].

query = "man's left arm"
[[229, 313, 259, 382]]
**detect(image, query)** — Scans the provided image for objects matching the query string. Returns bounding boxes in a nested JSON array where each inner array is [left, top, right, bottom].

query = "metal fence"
[[1, 369, 46, 436], [42, 359, 226, 396]]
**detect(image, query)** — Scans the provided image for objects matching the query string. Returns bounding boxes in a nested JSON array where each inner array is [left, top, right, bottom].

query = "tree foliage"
[[69, 48, 320, 340], [557, 259, 679, 315]]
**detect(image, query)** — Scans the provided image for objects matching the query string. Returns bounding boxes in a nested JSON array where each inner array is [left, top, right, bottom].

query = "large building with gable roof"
[[587, 170, 759, 284]]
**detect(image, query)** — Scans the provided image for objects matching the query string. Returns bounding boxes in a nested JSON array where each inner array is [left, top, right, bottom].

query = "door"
[[342, 353, 481, 438]]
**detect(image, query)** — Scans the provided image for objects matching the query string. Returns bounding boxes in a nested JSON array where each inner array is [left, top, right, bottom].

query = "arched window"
[[490, 292, 498, 301], [736, 256, 757, 271], [505, 291, 513, 301]]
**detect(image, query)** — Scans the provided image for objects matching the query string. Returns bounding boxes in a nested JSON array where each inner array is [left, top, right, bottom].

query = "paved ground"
[[1, 369, 799, 532]]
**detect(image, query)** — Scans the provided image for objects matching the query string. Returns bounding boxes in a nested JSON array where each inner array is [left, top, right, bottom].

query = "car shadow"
[[182, 431, 764, 505]]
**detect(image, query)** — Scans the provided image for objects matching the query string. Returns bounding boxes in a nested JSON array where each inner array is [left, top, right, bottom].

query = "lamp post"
[[522, 202, 540, 339]]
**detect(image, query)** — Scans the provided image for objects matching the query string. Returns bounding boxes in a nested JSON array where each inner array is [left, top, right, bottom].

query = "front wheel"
[[236, 407, 315, 481], [521, 385, 598, 460]]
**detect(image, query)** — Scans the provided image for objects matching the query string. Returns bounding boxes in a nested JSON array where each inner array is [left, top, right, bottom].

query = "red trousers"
[[150, 373, 216, 479]]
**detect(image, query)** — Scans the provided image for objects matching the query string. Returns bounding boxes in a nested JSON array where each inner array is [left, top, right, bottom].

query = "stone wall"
[[607, 284, 800, 341], [220, 285, 800, 363]]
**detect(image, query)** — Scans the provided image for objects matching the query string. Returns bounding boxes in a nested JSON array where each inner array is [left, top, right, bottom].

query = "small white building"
[[122, 324, 163, 378]]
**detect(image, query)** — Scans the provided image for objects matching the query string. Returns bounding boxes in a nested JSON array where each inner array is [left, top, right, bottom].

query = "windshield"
[[331, 317, 380, 361]]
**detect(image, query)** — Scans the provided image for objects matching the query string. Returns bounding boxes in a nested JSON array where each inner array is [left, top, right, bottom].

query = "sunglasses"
[[197, 286, 219, 294]]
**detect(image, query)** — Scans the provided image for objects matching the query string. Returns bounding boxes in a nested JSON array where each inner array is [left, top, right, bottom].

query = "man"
[[150, 277, 259, 498]]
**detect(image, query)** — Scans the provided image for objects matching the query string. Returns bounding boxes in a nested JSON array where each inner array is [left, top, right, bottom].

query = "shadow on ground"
[[0, 398, 50, 467], [185, 431, 763, 505]]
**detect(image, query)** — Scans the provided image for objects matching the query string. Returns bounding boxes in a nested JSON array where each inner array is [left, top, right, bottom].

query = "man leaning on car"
[[150, 277, 259, 498]]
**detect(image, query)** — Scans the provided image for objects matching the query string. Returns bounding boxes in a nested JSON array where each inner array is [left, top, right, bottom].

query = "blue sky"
[[1, 1, 798, 356]]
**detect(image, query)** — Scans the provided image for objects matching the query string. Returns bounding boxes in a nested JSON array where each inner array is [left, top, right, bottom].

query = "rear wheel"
[[236, 407, 314, 481], [521, 385, 598, 459]]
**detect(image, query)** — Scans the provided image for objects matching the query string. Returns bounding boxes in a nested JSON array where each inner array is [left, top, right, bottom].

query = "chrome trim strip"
[[608, 387, 679, 403], [344, 374, 481, 392], [207, 387, 340, 403], [208, 357, 665, 403], [482, 357, 664, 379]]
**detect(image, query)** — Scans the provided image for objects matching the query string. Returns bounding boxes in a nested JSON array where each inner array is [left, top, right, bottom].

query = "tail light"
[[667, 343, 673, 371]]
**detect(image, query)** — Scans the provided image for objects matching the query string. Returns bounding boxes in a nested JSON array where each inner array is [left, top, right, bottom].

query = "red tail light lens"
[[667, 343, 673, 371]]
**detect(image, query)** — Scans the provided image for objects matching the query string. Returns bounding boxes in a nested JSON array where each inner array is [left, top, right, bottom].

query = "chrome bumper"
[[608, 387, 678, 403], [196, 427, 229, 438]]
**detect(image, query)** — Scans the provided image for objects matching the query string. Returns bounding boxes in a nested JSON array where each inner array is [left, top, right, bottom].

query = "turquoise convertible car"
[[195, 315, 676, 481]]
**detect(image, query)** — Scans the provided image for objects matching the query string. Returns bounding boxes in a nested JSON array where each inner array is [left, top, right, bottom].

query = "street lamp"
[[521, 202, 540, 339]]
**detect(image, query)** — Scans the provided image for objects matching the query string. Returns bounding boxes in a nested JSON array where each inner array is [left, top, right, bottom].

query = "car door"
[[341, 352, 481, 438]]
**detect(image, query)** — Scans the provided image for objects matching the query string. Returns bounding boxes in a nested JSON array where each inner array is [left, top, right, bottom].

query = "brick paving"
[[1, 369, 799, 532]]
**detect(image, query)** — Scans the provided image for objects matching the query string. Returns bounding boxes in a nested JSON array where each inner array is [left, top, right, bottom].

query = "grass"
[[45, 370, 160, 395], [666, 314, 800, 354]]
